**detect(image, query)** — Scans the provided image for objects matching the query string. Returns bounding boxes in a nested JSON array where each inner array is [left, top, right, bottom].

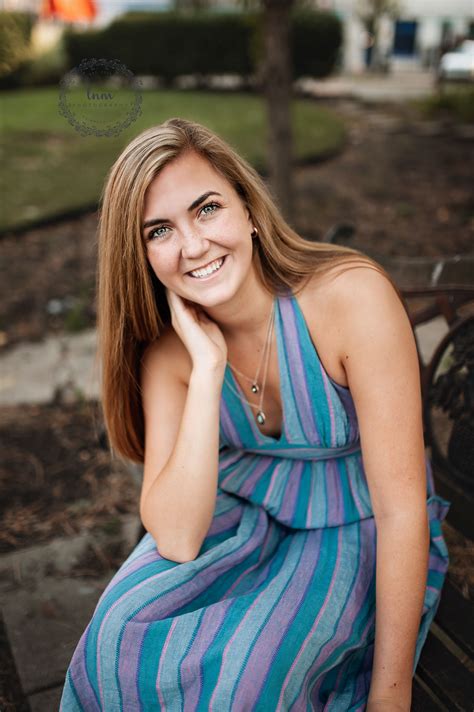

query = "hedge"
[[63, 9, 341, 83], [0, 11, 34, 81]]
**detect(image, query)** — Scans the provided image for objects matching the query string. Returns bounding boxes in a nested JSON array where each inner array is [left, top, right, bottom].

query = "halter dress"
[[60, 288, 450, 712]]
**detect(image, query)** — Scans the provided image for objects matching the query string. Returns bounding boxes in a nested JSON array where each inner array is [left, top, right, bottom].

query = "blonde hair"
[[98, 117, 403, 462]]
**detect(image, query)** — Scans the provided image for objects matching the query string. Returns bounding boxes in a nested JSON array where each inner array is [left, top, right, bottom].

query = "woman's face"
[[142, 150, 256, 308]]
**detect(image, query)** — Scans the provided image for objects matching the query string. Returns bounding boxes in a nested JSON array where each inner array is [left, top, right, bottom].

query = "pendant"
[[256, 411, 266, 425], [251, 383, 259, 394]]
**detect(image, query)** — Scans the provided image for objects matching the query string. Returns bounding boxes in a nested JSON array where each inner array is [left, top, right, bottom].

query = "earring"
[[251, 227, 258, 238]]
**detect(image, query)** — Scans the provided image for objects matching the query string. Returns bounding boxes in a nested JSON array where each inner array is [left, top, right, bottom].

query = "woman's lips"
[[186, 255, 227, 280]]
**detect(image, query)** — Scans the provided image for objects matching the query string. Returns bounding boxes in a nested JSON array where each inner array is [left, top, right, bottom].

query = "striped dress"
[[60, 288, 450, 711]]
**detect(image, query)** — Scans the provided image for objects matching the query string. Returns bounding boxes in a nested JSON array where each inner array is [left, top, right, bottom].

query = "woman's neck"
[[203, 280, 275, 345]]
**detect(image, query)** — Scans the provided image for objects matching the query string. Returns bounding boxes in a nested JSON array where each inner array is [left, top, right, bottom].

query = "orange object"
[[40, 0, 97, 21]]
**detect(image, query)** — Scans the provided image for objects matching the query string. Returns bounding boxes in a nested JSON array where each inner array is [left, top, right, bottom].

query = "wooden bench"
[[326, 228, 474, 709], [401, 284, 474, 711]]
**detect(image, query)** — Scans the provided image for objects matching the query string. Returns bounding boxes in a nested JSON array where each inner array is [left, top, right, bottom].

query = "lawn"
[[1, 87, 346, 232], [410, 84, 474, 124]]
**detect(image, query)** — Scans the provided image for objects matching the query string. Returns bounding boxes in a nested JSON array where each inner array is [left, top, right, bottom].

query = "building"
[[2, 0, 473, 73], [318, 0, 474, 73]]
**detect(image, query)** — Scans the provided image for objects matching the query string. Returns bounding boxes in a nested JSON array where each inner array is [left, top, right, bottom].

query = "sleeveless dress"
[[60, 288, 450, 712]]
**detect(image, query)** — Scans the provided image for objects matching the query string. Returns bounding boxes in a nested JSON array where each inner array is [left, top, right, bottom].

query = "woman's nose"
[[180, 232, 211, 259]]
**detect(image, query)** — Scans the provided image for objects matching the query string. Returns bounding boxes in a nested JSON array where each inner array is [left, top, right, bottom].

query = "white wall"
[[320, 0, 473, 72]]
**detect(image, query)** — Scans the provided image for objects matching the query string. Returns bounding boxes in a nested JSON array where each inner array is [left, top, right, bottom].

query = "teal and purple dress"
[[60, 288, 450, 711]]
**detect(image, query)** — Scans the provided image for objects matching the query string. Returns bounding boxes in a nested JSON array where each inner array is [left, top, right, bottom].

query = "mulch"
[[0, 401, 139, 555]]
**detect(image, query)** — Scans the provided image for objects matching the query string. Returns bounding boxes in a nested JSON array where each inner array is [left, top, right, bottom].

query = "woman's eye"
[[200, 202, 220, 216], [148, 226, 169, 241]]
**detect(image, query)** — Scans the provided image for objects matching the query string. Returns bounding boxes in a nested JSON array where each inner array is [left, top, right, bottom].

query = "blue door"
[[393, 20, 417, 56]]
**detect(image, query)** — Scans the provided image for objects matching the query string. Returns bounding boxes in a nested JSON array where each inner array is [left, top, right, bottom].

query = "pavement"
[[0, 514, 142, 711], [201, 66, 441, 104], [0, 329, 99, 407], [295, 67, 438, 103]]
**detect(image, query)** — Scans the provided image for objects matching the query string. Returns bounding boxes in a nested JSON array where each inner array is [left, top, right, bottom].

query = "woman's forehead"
[[156, 151, 224, 187], [143, 152, 235, 214]]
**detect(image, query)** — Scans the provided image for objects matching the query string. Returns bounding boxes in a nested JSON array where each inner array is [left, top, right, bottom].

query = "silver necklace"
[[226, 300, 275, 425]]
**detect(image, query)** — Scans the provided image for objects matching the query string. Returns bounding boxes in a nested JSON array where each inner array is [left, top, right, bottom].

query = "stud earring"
[[251, 227, 258, 238]]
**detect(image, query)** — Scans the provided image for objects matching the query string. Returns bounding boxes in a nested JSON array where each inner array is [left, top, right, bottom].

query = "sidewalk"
[[296, 68, 438, 103], [1, 514, 142, 711], [0, 329, 99, 406], [0, 316, 450, 710]]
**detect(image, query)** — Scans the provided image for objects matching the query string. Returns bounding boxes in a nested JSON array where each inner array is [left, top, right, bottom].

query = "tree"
[[260, 0, 295, 223]]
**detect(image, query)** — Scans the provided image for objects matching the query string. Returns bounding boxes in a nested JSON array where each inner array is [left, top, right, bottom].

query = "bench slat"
[[435, 578, 474, 660], [432, 464, 474, 541], [416, 630, 474, 710], [412, 675, 448, 711]]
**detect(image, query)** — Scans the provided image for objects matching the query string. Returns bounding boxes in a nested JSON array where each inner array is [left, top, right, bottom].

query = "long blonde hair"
[[98, 117, 403, 462]]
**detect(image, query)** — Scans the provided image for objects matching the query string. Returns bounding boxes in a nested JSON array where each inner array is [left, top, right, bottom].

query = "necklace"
[[226, 299, 275, 426]]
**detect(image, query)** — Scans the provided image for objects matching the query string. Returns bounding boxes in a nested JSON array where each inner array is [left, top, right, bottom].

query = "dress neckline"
[[222, 286, 352, 447], [224, 293, 286, 445]]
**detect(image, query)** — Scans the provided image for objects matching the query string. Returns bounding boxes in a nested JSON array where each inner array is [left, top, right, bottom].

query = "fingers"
[[166, 288, 184, 319], [166, 289, 198, 332]]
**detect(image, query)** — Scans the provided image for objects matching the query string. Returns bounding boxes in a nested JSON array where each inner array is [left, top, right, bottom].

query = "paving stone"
[[0, 329, 99, 406], [1, 576, 111, 696], [0, 514, 141, 595]]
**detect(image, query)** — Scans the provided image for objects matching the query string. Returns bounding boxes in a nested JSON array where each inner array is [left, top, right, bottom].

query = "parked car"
[[438, 39, 474, 82]]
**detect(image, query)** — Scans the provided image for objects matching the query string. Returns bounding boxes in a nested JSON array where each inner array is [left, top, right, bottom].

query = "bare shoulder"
[[301, 262, 402, 318], [141, 323, 192, 387], [297, 263, 405, 387]]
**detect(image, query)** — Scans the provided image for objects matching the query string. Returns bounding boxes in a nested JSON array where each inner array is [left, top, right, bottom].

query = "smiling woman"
[[141, 150, 258, 311], [59, 117, 450, 712]]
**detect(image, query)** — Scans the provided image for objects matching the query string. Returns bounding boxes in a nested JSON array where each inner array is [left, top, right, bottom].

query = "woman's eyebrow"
[[142, 190, 223, 230]]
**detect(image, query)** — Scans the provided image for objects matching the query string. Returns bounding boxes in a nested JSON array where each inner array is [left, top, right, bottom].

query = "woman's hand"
[[166, 288, 228, 373]]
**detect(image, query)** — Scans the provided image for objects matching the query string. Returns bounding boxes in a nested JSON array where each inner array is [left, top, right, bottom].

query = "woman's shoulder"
[[296, 262, 401, 388], [300, 261, 397, 310]]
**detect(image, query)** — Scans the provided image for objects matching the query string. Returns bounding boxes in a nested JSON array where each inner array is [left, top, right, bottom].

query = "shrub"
[[63, 9, 341, 83], [0, 11, 34, 81], [416, 87, 474, 124]]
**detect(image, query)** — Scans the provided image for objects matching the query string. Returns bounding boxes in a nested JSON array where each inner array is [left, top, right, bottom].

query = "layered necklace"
[[225, 298, 276, 426]]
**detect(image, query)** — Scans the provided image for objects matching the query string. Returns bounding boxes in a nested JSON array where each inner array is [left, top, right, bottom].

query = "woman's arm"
[[140, 290, 228, 563], [330, 266, 430, 710], [140, 353, 224, 563], [366, 513, 429, 710]]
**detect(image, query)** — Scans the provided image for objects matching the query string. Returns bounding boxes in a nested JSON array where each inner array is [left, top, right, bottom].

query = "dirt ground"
[[294, 100, 474, 257], [1, 97, 473, 587], [0, 401, 139, 555]]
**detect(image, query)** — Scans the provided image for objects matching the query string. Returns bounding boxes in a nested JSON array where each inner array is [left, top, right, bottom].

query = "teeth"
[[189, 257, 224, 278]]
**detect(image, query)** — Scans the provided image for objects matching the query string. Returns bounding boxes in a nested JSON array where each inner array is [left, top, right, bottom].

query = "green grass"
[[0, 87, 346, 231], [411, 84, 474, 124]]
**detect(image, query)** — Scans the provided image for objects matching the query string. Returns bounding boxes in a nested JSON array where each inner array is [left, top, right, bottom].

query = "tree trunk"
[[262, 0, 295, 224]]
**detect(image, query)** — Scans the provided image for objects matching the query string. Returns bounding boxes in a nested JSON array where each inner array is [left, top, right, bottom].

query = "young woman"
[[60, 117, 449, 711]]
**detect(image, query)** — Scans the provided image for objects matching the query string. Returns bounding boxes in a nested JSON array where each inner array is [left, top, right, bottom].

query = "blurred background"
[[0, 0, 473, 710]]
